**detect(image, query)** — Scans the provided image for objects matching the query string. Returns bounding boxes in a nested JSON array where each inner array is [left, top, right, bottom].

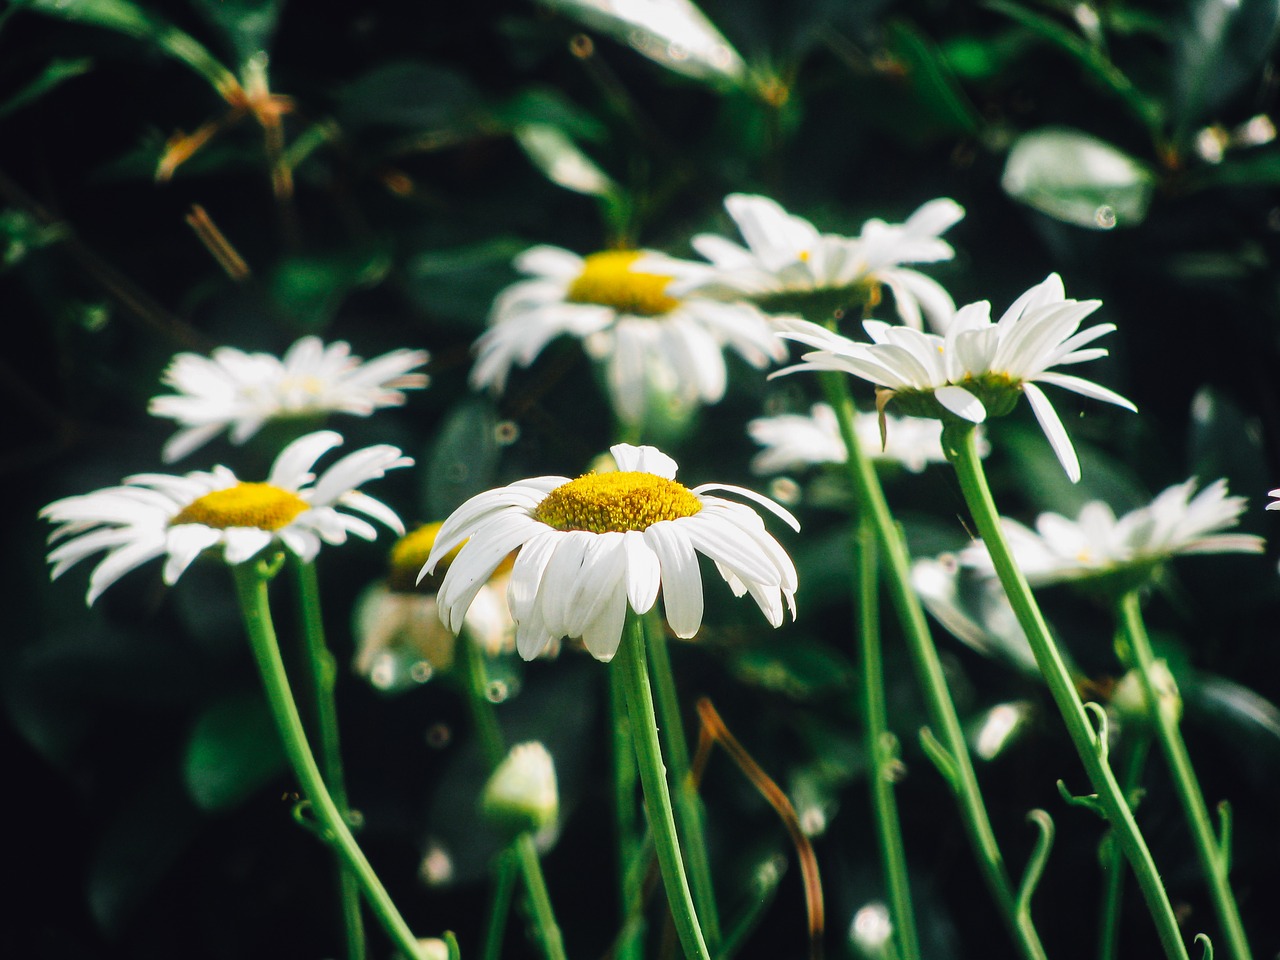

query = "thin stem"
[[457, 634, 568, 960], [481, 849, 518, 960], [291, 560, 365, 960], [1118, 592, 1252, 960], [817, 370, 1047, 960], [611, 662, 646, 960], [945, 425, 1188, 960], [643, 611, 722, 951], [231, 560, 429, 960], [618, 611, 712, 960], [1099, 732, 1153, 960], [856, 520, 920, 960]]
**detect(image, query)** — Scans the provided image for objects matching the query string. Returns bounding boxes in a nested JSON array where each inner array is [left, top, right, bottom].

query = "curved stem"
[[644, 610, 722, 952], [818, 370, 1047, 960], [857, 520, 920, 960], [231, 560, 429, 960], [618, 611, 711, 960], [1117, 592, 1252, 960], [292, 559, 365, 960], [457, 634, 568, 960], [610, 663, 647, 960], [1099, 731, 1152, 960], [945, 425, 1188, 960]]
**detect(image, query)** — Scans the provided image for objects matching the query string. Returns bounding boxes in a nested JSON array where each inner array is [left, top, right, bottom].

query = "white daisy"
[[41, 430, 412, 605], [775, 273, 1137, 482], [150, 336, 430, 462], [1266, 487, 1280, 511], [470, 246, 785, 426], [661, 194, 963, 330], [747, 402, 972, 474], [421, 443, 799, 663], [957, 478, 1265, 587]]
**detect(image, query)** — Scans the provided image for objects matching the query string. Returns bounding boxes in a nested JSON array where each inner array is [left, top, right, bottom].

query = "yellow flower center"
[[171, 482, 308, 530], [566, 251, 679, 317], [533, 471, 702, 533]]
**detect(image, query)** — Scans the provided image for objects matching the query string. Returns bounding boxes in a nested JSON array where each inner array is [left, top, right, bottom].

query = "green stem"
[[945, 424, 1188, 960], [231, 559, 429, 960], [618, 611, 712, 960], [1118, 592, 1252, 960], [482, 849, 518, 960], [817, 370, 1047, 960], [611, 662, 646, 960], [856, 520, 920, 960], [643, 611, 722, 951], [291, 559, 366, 960], [1099, 732, 1153, 960], [457, 633, 568, 960]]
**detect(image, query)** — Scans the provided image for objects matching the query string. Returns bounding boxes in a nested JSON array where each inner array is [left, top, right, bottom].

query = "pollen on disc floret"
[[171, 482, 309, 530], [565, 251, 679, 316], [533, 471, 703, 534]]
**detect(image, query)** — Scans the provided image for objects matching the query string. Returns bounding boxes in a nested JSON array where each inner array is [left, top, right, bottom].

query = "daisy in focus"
[[42, 430, 412, 605], [956, 478, 1265, 589], [661, 194, 963, 329], [469, 246, 785, 428], [421, 443, 799, 662], [150, 336, 430, 462], [747, 402, 981, 474], [774, 273, 1136, 482]]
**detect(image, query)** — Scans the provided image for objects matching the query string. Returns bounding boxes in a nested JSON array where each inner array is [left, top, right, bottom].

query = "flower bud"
[[481, 742, 559, 835], [849, 902, 894, 959], [1111, 659, 1182, 727]]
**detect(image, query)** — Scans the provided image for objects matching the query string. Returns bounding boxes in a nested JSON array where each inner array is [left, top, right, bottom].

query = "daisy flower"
[[661, 194, 963, 329], [150, 336, 430, 462], [470, 246, 785, 426], [957, 478, 1265, 588], [775, 273, 1136, 482], [747, 402, 976, 474], [41, 430, 411, 605], [421, 443, 799, 663]]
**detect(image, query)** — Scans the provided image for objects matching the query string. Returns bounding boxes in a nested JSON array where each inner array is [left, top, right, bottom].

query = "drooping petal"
[[644, 521, 704, 638], [1023, 383, 1080, 483]]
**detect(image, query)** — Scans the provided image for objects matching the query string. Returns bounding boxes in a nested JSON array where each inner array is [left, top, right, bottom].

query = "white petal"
[[579, 577, 629, 663], [1034, 372, 1137, 412], [935, 386, 986, 422], [691, 483, 800, 531], [1023, 383, 1080, 483], [644, 522, 703, 639], [610, 443, 679, 478], [623, 530, 661, 613], [269, 431, 343, 489]]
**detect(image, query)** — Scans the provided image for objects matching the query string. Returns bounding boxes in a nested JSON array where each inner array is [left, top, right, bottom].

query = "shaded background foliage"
[[5, 0, 1280, 958]]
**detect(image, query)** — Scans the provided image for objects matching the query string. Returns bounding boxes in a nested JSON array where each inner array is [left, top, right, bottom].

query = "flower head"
[[775, 273, 1136, 481], [150, 336, 429, 462], [663, 194, 963, 329], [422, 443, 799, 662], [470, 246, 785, 427], [747, 402, 975, 474], [957, 478, 1265, 589], [42, 430, 411, 605]]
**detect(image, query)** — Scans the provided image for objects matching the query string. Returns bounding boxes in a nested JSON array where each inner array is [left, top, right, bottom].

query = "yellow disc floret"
[[566, 251, 679, 317], [534, 472, 702, 533], [171, 482, 308, 530]]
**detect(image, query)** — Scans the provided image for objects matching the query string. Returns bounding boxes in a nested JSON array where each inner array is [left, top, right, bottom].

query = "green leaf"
[[1187, 385, 1269, 497], [183, 692, 285, 811], [424, 398, 502, 518], [1172, 0, 1280, 143], [730, 641, 855, 701], [492, 86, 608, 142], [267, 246, 392, 327], [883, 19, 983, 139], [1002, 126, 1157, 229], [335, 60, 481, 132], [1188, 147, 1280, 189], [402, 236, 528, 328], [0, 56, 93, 120], [12, 0, 237, 97], [188, 0, 283, 66], [514, 123, 619, 198]]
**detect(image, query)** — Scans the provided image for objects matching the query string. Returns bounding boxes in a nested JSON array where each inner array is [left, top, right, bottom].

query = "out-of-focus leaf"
[[491, 86, 608, 142], [985, 0, 1164, 133], [402, 236, 528, 327], [335, 60, 481, 132], [731, 641, 855, 701], [513, 123, 618, 198], [267, 246, 391, 327], [939, 30, 1031, 81], [0, 208, 70, 268], [188, 0, 283, 66], [884, 19, 983, 138], [12, 0, 237, 97], [1171, 0, 1280, 143], [536, 0, 746, 86], [1189, 147, 1280, 188], [424, 398, 502, 518], [88, 769, 202, 936], [183, 692, 284, 811], [1000, 421, 1149, 518], [1186, 673, 1280, 777], [1187, 385, 1269, 499], [1002, 126, 1157, 229], [0, 57, 93, 120]]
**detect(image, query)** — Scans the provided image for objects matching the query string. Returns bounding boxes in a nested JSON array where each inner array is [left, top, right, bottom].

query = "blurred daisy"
[[470, 246, 785, 426], [747, 402, 982, 474], [150, 336, 430, 462], [422, 443, 799, 662], [42, 430, 411, 605], [957, 478, 1265, 588], [662, 194, 963, 329], [775, 273, 1135, 482]]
